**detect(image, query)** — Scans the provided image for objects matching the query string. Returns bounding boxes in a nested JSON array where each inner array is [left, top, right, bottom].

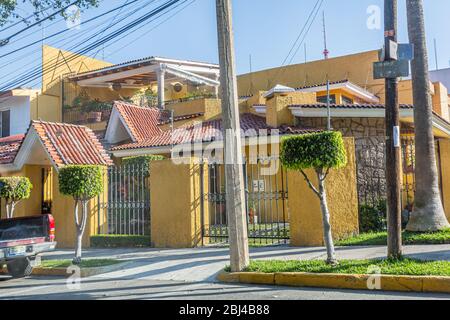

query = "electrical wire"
[[270, 0, 324, 86], [0, 0, 142, 59], [280, 0, 322, 68], [0, 4, 55, 33], [0, 0, 82, 45], [0, 0, 183, 91], [104, 0, 194, 59], [0, 0, 150, 77]]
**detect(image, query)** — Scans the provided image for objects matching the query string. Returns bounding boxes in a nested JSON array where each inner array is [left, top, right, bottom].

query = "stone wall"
[[299, 117, 387, 207]]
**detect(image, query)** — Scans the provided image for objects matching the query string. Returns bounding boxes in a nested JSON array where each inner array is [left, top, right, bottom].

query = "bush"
[[122, 155, 165, 176], [0, 177, 33, 218], [0, 177, 32, 202], [59, 165, 104, 200], [280, 131, 347, 170], [90, 235, 151, 248], [359, 200, 387, 233]]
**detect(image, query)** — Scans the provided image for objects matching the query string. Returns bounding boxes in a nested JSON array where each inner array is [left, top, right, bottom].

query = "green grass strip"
[[243, 258, 450, 277], [336, 229, 450, 246], [41, 259, 122, 269]]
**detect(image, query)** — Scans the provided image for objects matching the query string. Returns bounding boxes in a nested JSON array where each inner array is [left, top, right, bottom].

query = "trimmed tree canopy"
[[280, 131, 347, 170], [122, 155, 165, 176], [59, 165, 104, 200], [0, 177, 32, 202], [122, 155, 165, 167]]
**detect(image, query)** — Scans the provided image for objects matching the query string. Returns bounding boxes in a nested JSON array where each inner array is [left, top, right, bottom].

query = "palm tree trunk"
[[406, 0, 450, 231]]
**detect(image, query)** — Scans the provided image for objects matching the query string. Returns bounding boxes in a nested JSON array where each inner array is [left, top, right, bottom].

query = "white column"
[[214, 73, 220, 98], [157, 65, 166, 109]]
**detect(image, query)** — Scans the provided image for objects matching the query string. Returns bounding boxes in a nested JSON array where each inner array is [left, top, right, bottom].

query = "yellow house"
[[5, 47, 449, 248], [0, 120, 112, 248]]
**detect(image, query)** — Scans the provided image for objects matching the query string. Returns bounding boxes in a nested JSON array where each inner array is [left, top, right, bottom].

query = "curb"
[[0, 261, 129, 278], [217, 271, 450, 294]]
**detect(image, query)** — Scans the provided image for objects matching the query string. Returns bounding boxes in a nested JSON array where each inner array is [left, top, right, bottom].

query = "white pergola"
[[69, 57, 221, 109]]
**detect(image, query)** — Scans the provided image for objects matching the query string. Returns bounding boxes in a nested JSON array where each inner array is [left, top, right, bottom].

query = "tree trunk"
[[5, 201, 16, 219], [73, 200, 88, 265], [316, 169, 337, 265], [406, 0, 450, 231]]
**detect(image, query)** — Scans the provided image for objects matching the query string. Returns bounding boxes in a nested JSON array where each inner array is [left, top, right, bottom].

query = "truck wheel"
[[7, 258, 33, 278]]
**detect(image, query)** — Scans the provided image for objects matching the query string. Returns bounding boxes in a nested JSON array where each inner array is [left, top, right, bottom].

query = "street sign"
[[373, 60, 410, 79], [378, 43, 414, 62], [386, 39, 398, 60], [398, 43, 414, 61]]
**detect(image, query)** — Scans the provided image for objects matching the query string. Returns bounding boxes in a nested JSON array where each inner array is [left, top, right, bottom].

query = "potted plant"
[[248, 200, 257, 225], [86, 100, 103, 123]]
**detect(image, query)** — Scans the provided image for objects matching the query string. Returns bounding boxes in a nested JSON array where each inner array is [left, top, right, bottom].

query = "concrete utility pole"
[[384, 0, 403, 258], [215, 0, 250, 272]]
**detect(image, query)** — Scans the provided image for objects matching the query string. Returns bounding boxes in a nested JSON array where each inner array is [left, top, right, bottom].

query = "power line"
[[27, 0, 193, 89], [271, 0, 324, 86], [0, 0, 82, 46], [104, 0, 195, 58], [0, 0, 184, 91], [280, 0, 322, 67], [0, 0, 151, 81], [0, 0, 143, 59], [0, 4, 55, 33]]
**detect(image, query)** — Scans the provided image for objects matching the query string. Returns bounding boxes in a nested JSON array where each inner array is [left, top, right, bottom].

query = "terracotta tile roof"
[[295, 79, 350, 90], [0, 135, 25, 165], [113, 101, 162, 142], [289, 103, 414, 109], [31, 121, 113, 167], [112, 113, 319, 151], [157, 111, 205, 125]]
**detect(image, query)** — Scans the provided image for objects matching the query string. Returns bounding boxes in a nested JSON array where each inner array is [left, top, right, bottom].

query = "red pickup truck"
[[0, 215, 57, 278]]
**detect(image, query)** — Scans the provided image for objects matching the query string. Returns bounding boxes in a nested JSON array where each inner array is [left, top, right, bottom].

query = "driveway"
[[41, 244, 450, 282]]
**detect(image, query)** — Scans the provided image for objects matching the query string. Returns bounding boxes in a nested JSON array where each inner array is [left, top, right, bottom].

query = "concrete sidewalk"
[[41, 244, 450, 283]]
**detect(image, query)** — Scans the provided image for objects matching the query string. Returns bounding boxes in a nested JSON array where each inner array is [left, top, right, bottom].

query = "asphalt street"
[[0, 274, 449, 300]]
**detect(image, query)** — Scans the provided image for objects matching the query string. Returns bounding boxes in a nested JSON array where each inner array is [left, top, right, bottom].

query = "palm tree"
[[406, 0, 450, 231]]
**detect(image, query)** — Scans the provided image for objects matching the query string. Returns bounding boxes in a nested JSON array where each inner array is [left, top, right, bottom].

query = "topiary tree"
[[0, 177, 33, 219], [122, 155, 165, 177], [281, 131, 347, 265], [59, 165, 104, 264]]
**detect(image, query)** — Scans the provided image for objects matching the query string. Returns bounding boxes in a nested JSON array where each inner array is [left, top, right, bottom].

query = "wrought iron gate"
[[97, 164, 150, 236], [201, 158, 290, 246]]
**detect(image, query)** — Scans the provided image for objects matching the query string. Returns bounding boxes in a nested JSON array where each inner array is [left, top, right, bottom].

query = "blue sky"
[[0, 0, 449, 89]]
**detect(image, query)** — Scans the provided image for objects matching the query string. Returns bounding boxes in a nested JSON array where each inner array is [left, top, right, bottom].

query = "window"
[[342, 95, 354, 104], [0, 110, 10, 138], [317, 94, 336, 104]]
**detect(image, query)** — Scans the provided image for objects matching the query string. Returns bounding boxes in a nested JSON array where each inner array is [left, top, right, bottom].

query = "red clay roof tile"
[[113, 101, 162, 141], [31, 121, 113, 167], [0, 135, 24, 165]]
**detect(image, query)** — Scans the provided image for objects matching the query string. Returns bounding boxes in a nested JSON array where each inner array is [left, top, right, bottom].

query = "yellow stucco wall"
[[150, 159, 205, 248], [1, 165, 107, 249], [42, 45, 112, 94], [237, 50, 384, 99], [0, 165, 43, 219], [30, 93, 61, 123], [266, 92, 317, 127], [438, 139, 450, 222], [288, 137, 359, 246]]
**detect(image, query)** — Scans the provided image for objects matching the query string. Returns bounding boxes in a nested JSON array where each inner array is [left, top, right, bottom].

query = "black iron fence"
[[201, 157, 290, 246], [97, 164, 150, 236]]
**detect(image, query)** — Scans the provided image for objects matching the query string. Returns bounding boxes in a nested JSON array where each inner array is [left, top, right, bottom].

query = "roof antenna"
[[434, 38, 439, 70], [322, 11, 329, 60]]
